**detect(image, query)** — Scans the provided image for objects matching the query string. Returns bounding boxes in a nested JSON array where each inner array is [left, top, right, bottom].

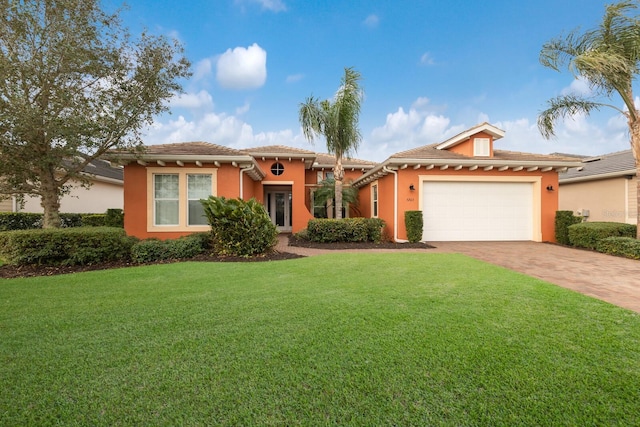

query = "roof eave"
[[559, 169, 636, 184]]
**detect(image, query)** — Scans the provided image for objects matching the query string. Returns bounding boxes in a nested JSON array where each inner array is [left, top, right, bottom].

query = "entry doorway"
[[265, 187, 292, 232]]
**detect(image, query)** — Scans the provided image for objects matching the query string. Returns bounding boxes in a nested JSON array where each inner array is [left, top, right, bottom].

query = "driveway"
[[278, 237, 640, 313]]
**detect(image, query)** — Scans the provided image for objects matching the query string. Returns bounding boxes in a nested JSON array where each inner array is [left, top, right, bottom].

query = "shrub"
[[60, 213, 83, 228], [0, 212, 42, 231], [0, 227, 133, 266], [555, 210, 582, 245], [596, 236, 640, 259], [104, 208, 124, 228], [201, 197, 278, 256], [404, 211, 423, 243], [568, 222, 637, 250], [306, 218, 386, 243], [131, 233, 210, 263], [81, 214, 106, 227]]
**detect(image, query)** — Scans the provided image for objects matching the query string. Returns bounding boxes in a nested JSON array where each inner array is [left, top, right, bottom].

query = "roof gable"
[[436, 122, 505, 150]]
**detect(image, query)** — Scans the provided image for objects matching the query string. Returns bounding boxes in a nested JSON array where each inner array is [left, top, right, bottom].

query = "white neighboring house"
[[1, 159, 123, 214]]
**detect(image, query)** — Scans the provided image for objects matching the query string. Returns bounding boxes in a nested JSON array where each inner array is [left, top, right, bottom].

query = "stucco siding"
[[628, 176, 637, 223], [559, 177, 632, 223], [20, 179, 123, 214], [0, 198, 13, 212]]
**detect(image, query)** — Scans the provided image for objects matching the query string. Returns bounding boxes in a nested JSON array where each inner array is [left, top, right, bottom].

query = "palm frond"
[[298, 96, 325, 143], [537, 95, 612, 139]]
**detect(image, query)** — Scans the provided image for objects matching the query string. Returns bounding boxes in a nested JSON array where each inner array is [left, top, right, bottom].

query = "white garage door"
[[422, 181, 533, 241]]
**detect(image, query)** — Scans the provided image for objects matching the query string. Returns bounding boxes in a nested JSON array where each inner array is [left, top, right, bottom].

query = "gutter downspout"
[[239, 165, 255, 199], [382, 166, 408, 243]]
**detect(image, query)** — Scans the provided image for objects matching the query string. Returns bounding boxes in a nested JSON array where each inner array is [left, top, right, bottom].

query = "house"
[[558, 150, 637, 224], [352, 123, 582, 242], [111, 122, 582, 242], [1, 158, 123, 214], [112, 143, 374, 239]]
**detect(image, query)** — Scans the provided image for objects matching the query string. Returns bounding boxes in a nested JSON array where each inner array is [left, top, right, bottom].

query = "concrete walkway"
[[277, 236, 640, 313]]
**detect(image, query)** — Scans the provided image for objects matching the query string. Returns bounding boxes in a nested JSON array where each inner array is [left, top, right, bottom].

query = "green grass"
[[1, 253, 639, 426]]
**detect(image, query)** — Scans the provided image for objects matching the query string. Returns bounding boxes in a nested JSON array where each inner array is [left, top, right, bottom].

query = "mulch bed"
[[0, 237, 434, 279]]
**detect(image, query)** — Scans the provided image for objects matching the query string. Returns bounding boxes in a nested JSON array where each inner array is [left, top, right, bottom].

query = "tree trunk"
[[629, 119, 640, 239], [334, 155, 344, 220], [40, 176, 62, 228]]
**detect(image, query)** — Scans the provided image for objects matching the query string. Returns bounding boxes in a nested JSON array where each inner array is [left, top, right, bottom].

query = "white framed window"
[[326, 171, 334, 180], [187, 174, 212, 225], [474, 138, 490, 157], [371, 182, 379, 218], [147, 167, 216, 232], [154, 174, 179, 225]]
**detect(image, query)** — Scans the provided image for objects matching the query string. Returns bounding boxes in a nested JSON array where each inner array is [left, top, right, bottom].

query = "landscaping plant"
[[404, 210, 423, 243]]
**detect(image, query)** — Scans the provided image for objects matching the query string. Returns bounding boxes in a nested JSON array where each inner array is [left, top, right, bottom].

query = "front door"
[[266, 190, 292, 232]]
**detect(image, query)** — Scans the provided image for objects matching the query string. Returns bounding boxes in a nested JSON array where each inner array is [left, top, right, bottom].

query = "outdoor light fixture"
[[409, 184, 415, 191], [546, 185, 554, 191]]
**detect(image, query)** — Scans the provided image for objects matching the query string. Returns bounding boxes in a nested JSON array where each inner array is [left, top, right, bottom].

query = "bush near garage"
[[306, 218, 386, 243], [201, 196, 278, 257], [596, 236, 640, 259], [130, 233, 210, 263], [555, 210, 582, 245], [568, 222, 637, 250], [405, 211, 423, 243], [0, 227, 133, 266]]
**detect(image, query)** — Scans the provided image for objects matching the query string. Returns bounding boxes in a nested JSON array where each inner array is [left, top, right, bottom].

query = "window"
[[372, 183, 378, 218], [271, 162, 285, 176], [154, 174, 179, 225], [148, 168, 216, 232], [474, 138, 490, 157], [325, 171, 334, 180], [187, 174, 211, 225]]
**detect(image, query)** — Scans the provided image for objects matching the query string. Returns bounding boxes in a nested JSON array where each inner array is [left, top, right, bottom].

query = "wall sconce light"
[[546, 185, 554, 191], [409, 184, 415, 191]]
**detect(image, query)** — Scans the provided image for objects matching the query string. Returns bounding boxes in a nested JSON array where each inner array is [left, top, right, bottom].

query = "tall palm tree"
[[299, 67, 363, 220], [312, 178, 360, 218], [538, 0, 640, 238]]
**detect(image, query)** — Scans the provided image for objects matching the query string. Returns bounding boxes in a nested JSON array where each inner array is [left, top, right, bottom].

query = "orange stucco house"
[[111, 123, 581, 242]]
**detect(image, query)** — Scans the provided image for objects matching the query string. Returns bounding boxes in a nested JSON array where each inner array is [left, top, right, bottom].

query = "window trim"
[[371, 181, 379, 218], [147, 167, 217, 232]]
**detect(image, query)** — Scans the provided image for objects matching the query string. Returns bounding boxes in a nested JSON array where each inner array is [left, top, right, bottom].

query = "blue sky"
[[114, 0, 632, 161]]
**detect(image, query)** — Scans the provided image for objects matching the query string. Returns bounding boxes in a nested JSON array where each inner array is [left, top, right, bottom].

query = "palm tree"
[[538, 0, 640, 238], [299, 67, 363, 220], [312, 178, 360, 218]]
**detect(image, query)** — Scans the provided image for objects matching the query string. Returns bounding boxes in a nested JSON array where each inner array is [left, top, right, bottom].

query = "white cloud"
[[235, 0, 286, 12], [286, 73, 304, 83], [363, 14, 379, 28], [216, 43, 267, 90], [560, 76, 593, 96], [235, 102, 251, 115], [193, 58, 213, 81], [170, 90, 214, 110], [420, 52, 435, 66]]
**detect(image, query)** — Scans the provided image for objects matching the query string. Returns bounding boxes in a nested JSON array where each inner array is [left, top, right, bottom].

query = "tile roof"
[[313, 153, 376, 168], [84, 158, 123, 181], [390, 143, 578, 163], [141, 141, 247, 156], [245, 145, 316, 156], [560, 149, 636, 182]]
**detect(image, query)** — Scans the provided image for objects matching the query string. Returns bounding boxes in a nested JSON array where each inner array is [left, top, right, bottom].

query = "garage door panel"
[[422, 182, 533, 241]]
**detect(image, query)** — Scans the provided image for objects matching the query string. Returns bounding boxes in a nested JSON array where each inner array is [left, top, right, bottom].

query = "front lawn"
[[1, 253, 638, 425]]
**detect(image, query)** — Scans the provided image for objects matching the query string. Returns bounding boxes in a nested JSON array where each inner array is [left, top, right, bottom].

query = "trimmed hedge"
[[596, 237, 640, 259], [404, 211, 423, 243], [131, 233, 210, 263], [0, 211, 123, 230], [0, 227, 133, 266], [202, 196, 278, 256], [306, 218, 386, 243], [568, 222, 637, 250], [555, 210, 582, 245]]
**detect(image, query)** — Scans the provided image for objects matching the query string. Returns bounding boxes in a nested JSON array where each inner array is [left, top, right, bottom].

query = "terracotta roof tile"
[[314, 153, 376, 167], [142, 141, 247, 156], [246, 145, 316, 155]]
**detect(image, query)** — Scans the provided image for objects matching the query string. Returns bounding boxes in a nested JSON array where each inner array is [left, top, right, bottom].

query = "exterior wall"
[[124, 162, 241, 240], [560, 177, 635, 224], [253, 158, 313, 233], [20, 179, 123, 213], [375, 168, 559, 242], [448, 132, 494, 157], [0, 198, 13, 212]]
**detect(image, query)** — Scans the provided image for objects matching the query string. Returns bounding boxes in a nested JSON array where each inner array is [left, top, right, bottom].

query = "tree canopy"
[[299, 67, 363, 220], [538, 0, 640, 237], [0, 0, 190, 227]]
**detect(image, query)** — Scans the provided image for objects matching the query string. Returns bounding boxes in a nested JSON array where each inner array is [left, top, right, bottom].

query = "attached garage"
[[422, 181, 534, 241]]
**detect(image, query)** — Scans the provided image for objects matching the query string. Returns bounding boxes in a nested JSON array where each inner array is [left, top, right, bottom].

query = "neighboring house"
[[1, 159, 123, 214], [559, 150, 637, 224], [111, 143, 374, 239], [352, 123, 582, 242], [111, 122, 582, 242]]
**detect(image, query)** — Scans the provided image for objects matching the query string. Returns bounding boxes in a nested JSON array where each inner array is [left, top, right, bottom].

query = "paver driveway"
[[279, 237, 640, 313]]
